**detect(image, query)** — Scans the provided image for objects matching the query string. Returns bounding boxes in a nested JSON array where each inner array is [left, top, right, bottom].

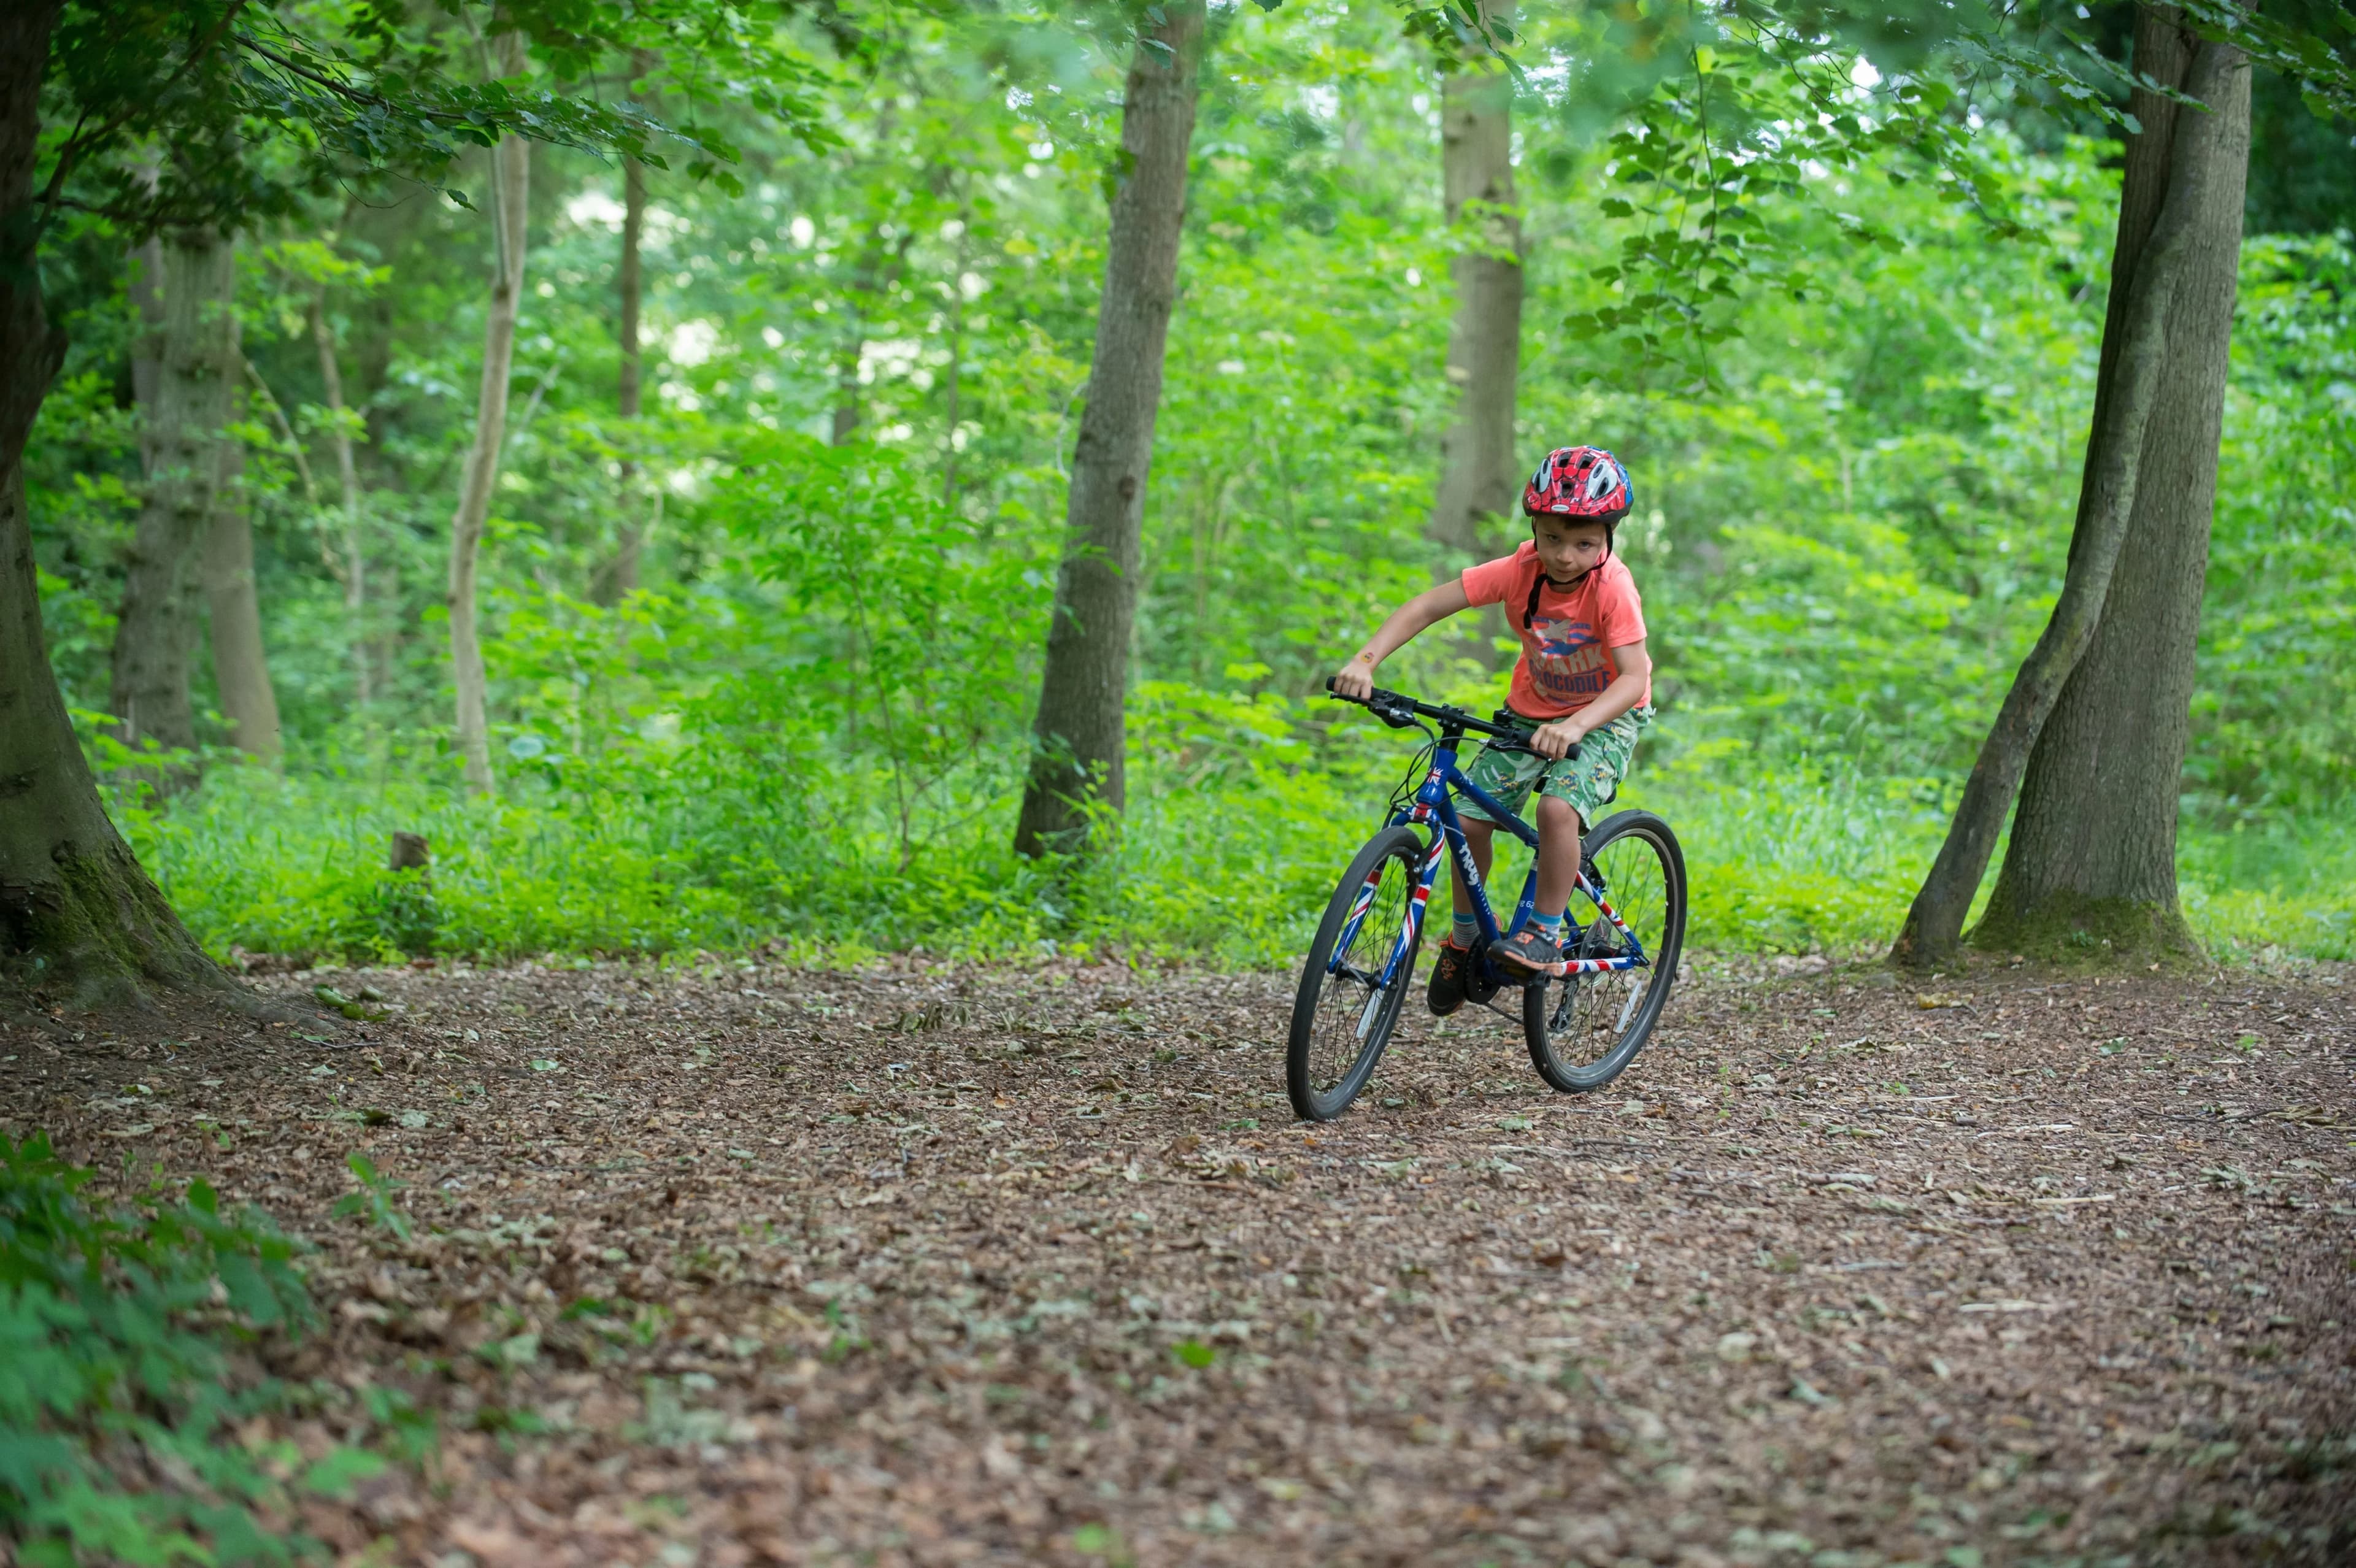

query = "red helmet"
[[1523, 445, 1633, 523]]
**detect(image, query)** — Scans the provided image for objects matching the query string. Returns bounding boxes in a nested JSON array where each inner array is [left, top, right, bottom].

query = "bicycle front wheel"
[[1524, 809, 1687, 1093], [1286, 824, 1430, 1122]]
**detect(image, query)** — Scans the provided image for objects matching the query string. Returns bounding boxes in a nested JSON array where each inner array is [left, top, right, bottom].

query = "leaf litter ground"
[[4, 956, 2352, 1566]]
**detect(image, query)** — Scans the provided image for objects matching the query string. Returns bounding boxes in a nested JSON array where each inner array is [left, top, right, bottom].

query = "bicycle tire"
[[1523, 809, 1687, 1093], [1287, 824, 1429, 1121]]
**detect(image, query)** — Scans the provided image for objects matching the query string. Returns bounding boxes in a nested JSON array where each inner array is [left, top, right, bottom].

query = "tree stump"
[[388, 832, 431, 874]]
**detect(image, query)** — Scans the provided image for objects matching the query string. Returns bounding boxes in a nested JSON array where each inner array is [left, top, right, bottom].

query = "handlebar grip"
[[1487, 729, 1581, 761], [1324, 675, 1395, 709]]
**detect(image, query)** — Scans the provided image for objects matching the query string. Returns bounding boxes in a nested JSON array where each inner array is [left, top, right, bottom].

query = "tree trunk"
[[1012, 0, 1205, 858], [1972, 17, 2252, 964], [830, 331, 862, 445], [447, 28, 531, 796], [601, 51, 652, 604], [113, 229, 239, 766], [1889, 18, 2245, 967], [193, 301, 280, 764], [1427, 2, 1522, 561], [941, 204, 971, 509], [0, 0, 224, 1007], [129, 235, 163, 412], [200, 435, 282, 762], [312, 290, 370, 706], [828, 229, 915, 448]]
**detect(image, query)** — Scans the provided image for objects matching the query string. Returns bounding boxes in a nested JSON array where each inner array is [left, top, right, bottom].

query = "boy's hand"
[[1530, 719, 1584, 759], [1331, 656, 1377, 701]]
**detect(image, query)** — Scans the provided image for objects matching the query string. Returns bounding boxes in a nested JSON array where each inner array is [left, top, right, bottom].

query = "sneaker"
[[1427, 941, 1473, 1017], [1493, 928, 1563, 977]]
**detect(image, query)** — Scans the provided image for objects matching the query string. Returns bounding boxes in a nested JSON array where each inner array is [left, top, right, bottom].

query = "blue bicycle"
[[1285, 682, 1688, 1121]]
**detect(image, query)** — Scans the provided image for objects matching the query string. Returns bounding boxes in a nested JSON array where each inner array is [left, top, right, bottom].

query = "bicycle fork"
[[1330, 839, 1450, 1033]]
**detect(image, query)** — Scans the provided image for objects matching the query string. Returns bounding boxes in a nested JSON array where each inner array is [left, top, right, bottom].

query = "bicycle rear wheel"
[[1524, 810, 1686, 1093], [1287, 824, 1430, 1122]]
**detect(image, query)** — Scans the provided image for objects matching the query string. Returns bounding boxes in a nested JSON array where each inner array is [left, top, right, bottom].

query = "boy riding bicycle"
[[1330, 446, 1654, 1012]]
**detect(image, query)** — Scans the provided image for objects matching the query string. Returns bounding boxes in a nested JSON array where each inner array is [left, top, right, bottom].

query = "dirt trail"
[[6, 957, 2353, 1566]]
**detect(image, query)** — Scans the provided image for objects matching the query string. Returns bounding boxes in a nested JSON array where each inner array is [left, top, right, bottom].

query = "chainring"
[[1463, 937, 1504, 1005]]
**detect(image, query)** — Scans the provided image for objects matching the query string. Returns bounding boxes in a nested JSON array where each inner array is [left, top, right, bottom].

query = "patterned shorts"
[[1457, 704, 1654, 830]]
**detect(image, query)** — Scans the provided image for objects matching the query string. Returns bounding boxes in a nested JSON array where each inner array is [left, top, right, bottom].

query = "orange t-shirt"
[[1460, 544, 1650, 720]]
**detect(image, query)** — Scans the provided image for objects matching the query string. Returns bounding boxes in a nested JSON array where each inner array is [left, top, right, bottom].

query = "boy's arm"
[[1331, 581, 1472, 699], [1530, 639, 1651, 758]]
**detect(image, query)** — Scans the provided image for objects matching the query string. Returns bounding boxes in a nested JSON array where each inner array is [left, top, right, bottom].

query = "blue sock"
[[1532, 910, 1565, 940], [1451, 915, 1478, 947]]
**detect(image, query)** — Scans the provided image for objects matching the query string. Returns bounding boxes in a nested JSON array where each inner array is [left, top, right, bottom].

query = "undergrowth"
[[112, 738, 2354, 969], [0, 1134, 403, 1565]]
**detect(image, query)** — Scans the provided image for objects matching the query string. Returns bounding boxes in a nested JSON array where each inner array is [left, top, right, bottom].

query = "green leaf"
[[214, 1253, 283, 1328], [301, 1446, 385, 1498]]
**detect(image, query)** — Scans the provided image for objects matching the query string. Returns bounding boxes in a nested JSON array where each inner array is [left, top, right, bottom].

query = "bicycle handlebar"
[[1323, 678, 1578, 759]]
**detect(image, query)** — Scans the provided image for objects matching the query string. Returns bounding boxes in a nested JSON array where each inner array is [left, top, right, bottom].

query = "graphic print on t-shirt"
[[1526, 615, 1615, 702]]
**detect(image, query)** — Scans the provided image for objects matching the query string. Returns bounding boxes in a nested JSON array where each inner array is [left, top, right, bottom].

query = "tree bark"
[[114, 229, 239, 765], [830, 332, 863, 445], [0, 0, 224, 1007], [599, 50, 652, 604], [1890, 16, 2246, 967], [312, 290, 371, 706], [129, 235, 163, 413], [1973, 16, 2252, 963], [200, 438, 282, 762], [447, 28, 531, 796], [941, 202, 972, 509], [1428, 2, 1522, 561], [828, 228, 915, 448], [1012, 0, 1206, 858]]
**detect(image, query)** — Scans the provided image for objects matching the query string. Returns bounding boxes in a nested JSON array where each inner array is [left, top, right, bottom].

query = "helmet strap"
[[1520, 532, 1612, 629]]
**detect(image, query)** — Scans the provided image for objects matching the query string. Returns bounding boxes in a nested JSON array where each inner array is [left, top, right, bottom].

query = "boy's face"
[[1531, 515, 1611, 582]]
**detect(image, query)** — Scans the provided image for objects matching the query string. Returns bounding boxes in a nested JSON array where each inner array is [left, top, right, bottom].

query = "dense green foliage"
[[25, 0, 2356, 967], [0, 1134, 393, 1565]]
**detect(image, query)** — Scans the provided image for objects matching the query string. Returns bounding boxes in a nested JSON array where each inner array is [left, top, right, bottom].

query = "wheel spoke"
[[1293, 832, 1423, 1113], [1525, 814, 1684, 1094]]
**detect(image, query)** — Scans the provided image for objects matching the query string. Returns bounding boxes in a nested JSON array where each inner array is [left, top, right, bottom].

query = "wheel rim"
[[1304, 848, 1414, 1103], [1541, 826, 1673, 1071]]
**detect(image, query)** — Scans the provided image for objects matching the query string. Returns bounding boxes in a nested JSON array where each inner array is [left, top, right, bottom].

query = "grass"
[[2180, 813, 2356, 963], [114, 740, 2355, 970]]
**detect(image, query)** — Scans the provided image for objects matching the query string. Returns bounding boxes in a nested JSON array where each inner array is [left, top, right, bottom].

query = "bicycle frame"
[[1332, 728, 1650, 990]]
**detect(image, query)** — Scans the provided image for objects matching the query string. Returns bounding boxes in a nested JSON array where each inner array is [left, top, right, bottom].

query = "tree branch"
[[31, 0, 252, 225]]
